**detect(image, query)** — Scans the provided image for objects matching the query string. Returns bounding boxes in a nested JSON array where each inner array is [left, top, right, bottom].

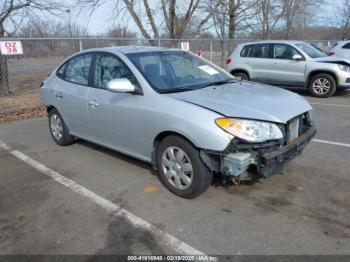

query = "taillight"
[[327, 51, 336, 56], [226, 57, 232, 65]]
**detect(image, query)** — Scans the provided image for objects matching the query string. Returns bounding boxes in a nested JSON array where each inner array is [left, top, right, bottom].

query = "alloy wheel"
[[312, 78, 331, 95]]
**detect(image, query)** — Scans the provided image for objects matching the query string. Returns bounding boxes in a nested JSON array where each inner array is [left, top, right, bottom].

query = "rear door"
[[269, 44, 307, 87], [247, 43, 273, 83], [54, 53, 93, 139]]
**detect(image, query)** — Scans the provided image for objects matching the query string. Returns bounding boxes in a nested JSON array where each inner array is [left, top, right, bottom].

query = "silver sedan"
[[40, 46, 316, 198]]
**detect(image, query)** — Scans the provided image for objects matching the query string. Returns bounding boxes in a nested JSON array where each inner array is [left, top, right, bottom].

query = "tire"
[[232, 72, 249, 81], [48, 108, 75, 146], [156, 135, 213, 199], [308, 73, 336, 98]]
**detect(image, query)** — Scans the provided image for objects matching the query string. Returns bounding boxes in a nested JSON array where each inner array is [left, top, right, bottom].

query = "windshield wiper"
[[159, 79, 237, 94], [159, 87, 195, 94], [200, 79, 238, 89]]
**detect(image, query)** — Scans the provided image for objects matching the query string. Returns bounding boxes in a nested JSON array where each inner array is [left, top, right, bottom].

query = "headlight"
[[338, 64, 350, 72], [216, 118, 283, 142]]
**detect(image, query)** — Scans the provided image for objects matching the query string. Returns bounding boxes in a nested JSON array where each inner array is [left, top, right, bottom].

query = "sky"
[[35, 0, 348, 37]]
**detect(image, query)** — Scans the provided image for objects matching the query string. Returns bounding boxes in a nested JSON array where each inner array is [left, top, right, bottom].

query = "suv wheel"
[[232, 72, 249, 81], [48, 108, 75, 146], [156, 136, 213, 199], [309, 73, 336, 98]]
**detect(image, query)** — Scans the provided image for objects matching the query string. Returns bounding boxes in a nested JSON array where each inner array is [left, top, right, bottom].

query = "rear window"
[[240, 45, 253, 57], [241, 44, 269, 58], [65, 54, 93, 85], [342, 43, 350, 49]]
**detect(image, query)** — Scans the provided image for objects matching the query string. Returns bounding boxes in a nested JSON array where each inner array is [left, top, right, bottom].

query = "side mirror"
[[292, 54, 303, 61], [107, 78, 135, 93]]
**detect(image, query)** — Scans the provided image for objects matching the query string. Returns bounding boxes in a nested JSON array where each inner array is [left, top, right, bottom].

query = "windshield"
[[126, 51, 235, 93], [295, 43, 328, 58]]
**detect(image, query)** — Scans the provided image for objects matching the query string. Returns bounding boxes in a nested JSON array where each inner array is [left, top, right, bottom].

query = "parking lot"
[[0, 89, 350, 256]]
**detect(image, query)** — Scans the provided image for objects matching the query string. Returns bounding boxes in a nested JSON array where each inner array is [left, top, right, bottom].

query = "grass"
[[0, 87, 46, 124]]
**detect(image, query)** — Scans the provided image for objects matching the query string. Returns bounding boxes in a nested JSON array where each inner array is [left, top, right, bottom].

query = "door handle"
[[55, 92, 63, 99], [88, 100, 99, 108]]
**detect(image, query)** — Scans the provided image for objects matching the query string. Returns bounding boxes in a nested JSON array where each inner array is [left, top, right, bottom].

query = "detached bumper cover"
[[259, 126, 317, 177]]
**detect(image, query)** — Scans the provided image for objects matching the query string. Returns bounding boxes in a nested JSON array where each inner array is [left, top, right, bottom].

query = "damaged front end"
[[200, 112, 316, 181]]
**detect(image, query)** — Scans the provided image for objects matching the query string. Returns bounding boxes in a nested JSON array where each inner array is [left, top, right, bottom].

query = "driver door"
[[87, 52, 145, 156], [270, 44, 307, 86]]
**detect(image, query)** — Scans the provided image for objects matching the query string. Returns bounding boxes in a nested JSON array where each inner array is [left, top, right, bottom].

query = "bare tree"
[[79, 0, 214, 45], [17, 18, 62, 37], [210, 0, 256, 65], [335, 0, 350, 39], [280, 0, 324, 39], [250, 0, 284, 39], [107, 25, 137, 38], [0, 0, 62, 94], [106, 24, 137, 45]]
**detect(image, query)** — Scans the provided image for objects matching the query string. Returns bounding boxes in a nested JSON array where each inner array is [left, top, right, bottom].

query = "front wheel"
[[156, 136, 212, 199], [232, 72, 249, 81], [308, 73, 336, 98]]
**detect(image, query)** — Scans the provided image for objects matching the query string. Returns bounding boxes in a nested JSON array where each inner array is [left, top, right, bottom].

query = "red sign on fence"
[[0, 41, 23, 55]]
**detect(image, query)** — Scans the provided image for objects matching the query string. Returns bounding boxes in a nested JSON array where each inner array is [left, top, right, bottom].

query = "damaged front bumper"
[[259, 125, 316, 177], [200, 125, 316, 179]]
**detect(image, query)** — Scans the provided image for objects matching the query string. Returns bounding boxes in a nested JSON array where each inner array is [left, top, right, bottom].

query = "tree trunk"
[[220, 40, 225, 68], [228, 0, 236, 54], [0, 24, 9, 95], [285, 18, 291, 39]]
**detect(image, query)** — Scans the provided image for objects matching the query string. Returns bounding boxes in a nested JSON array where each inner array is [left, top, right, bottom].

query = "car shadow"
[[77, 139, 264, 190], [283, 86, 350, 97], [76, 140, 156, 175]]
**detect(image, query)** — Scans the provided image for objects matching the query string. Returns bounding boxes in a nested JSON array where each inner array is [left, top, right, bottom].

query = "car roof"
[[334, 40, 350, 45], [238, 40, 306, 46], [80, 46, 182, 54]]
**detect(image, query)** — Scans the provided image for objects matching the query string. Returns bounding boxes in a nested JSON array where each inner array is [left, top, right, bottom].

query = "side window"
[[240, 46, 248, 57], [252, 44, 269, 58], [65, 54, 92, 85], [342, 43, 350, 49], [240, 45, 254, 57], [272, 44, 299, 60], [57, 63, 66, 78], [94, 54, 137, 89]]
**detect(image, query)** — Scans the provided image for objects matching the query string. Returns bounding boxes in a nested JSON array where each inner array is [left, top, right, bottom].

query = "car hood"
[[313, 56, 350, 65], [167, 82, 312, 123]]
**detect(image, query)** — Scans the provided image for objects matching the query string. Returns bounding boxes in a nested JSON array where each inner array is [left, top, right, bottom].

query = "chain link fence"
[[0, 37, 337, 95]]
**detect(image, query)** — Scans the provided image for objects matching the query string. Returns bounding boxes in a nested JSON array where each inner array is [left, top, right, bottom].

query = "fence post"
[[79, 39, 83, 51], [209, 40, 213, 62], [0, 55, 9, 95]]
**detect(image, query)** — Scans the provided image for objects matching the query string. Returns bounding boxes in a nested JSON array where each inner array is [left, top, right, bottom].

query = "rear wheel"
[[48, 108, 75, 146], [156, 136, 212, 199], [232, 71, 249, 81], [308, 73, 336, 98]]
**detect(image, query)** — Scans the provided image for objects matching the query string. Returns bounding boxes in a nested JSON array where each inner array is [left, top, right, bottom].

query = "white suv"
[[227, 40, 350, 97], [327, 40, 350, 58]]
